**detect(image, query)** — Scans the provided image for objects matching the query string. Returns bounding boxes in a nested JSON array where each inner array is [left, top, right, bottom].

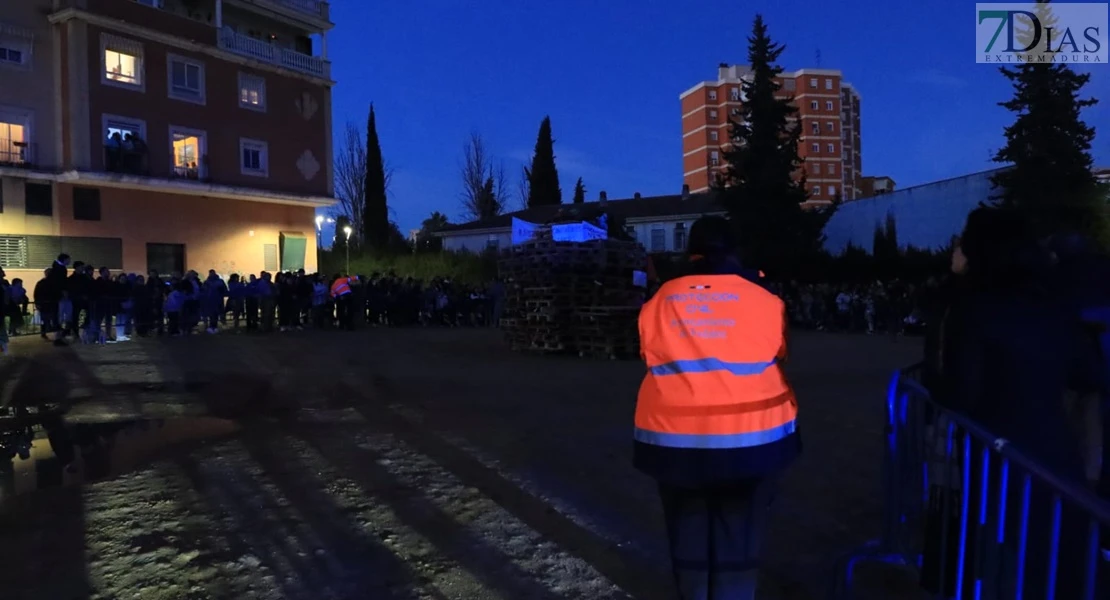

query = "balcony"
[[218, 28, 330, 78], [226, 0, 332, 29], [0, 140, 35, 169], [270, 0, 327, 19], [104, 145, 150, 177]]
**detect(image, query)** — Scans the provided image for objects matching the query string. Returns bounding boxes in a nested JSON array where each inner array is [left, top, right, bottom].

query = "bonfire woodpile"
[[498, 230, 646, 359]]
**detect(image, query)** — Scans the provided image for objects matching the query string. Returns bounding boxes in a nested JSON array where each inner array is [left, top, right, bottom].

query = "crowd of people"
[[0, 255, 509, 353]]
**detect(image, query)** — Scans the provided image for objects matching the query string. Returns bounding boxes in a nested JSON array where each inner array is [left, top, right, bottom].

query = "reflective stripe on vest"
[[331, 279, 351, 297], [634, 273, 797, 450]]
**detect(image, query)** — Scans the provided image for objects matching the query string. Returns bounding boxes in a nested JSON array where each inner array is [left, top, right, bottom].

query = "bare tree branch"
[[459, 132, 504, 221], [515, 165, 530, 211], [334, 121, 367, 235]]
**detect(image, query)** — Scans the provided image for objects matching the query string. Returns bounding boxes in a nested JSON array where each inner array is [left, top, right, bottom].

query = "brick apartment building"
[[681, 64, 863, 206], [0, 0, 335, 286]]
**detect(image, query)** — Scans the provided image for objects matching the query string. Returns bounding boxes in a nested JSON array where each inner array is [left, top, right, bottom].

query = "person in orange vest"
[[633, 215, 800, 600], [330, 273, 354, 330]]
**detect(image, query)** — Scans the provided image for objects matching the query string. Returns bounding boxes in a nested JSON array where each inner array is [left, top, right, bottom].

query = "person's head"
[[958, 207, 1046, 285], [687, 215, 737, 262], [57, 253, 71, 266], [99, 267, 110, 278], [12, 278, 21, 287]]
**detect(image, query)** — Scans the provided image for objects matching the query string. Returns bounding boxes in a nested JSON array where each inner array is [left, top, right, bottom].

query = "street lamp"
[[315, 215, 324, 249], [343, 225, 352, 274]]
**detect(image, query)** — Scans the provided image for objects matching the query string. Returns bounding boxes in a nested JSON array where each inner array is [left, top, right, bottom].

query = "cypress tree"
[[526, 116, 562, 206], [991, 0, 1105, 239], [572, 177, 585, 204], [718, 15, 825, 275], [364, 104, 390, 251]]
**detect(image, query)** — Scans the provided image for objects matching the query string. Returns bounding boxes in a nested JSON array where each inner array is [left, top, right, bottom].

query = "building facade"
[[436, 188, 725, 254], [859, 175, 896, 196], [0, 0, 334, 285], [680, 64, 863, 205]]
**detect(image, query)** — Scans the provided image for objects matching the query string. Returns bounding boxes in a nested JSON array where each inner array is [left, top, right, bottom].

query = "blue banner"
[[511, 217, 541, 245]]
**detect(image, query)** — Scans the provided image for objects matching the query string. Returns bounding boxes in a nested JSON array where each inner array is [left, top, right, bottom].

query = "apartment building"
[[0, 0, 335, 286], [680, 63, 863, 206]]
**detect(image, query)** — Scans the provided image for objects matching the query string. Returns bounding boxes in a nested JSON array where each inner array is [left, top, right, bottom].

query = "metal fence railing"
[[831, 363, 1109, 599]]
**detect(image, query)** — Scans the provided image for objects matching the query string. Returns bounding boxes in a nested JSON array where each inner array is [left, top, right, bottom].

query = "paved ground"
[[0, 327, 924, 599]]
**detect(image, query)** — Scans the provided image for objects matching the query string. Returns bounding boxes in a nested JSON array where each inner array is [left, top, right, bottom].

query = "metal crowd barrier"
[[832, 363, 1110, 599]]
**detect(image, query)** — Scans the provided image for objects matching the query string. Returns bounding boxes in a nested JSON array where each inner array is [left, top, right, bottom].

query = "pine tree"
[[572, 177, 585, 204], [363, 104, 390, 251], [718, 15, 826, 275], [991, 0, 1104, 239], [475, 176, 501, 219], [526, 116, 562, 206]]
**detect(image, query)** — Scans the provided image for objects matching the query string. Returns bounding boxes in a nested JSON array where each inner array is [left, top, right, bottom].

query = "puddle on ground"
[[0, 408, 239, 503]]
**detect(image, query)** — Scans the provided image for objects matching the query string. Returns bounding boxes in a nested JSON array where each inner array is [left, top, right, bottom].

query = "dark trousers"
[[658, 477, 775, 600]]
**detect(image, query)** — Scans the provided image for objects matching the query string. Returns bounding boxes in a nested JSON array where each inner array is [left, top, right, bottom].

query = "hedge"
[[318, 249, 497, 284]]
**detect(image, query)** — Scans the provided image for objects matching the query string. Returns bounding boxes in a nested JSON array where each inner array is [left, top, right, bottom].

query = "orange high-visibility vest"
[[634, 273, 797, 449], [330, 277, 351, 298]]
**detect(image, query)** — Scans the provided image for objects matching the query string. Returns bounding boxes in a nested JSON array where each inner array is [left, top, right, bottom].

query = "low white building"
[[434, 188, 726, 253]]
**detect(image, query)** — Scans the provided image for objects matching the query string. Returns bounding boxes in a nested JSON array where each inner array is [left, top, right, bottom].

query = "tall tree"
[[416, 211, 450, 253], [990, 1, 1104, 238], [334, 123, 367, 237], [525, 116, 562, 206], [460, 132, 506, 221], [363, 104, 391, 251], [718, 15, 826, 275], [572, 177, 586, 204]]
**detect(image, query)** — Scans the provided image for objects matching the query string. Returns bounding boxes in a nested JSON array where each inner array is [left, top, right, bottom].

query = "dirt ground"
[[0, 327, 925, 600]]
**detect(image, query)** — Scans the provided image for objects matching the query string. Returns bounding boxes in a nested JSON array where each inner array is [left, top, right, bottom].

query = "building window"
[[811, 143, 819, 152], [101, 34, 143, 90], [826, 121, 835, 132], [825, 78, 833, 90], [827, 163, 836, 175], [825, 100, 834, 110], [486, 234, 499, 250], [0, 109, 31, 166], [238, 73, 266, 111], [827, 143, 835, 153], [147, 243, 185, 275], [707, 90, 716, 101], [828, 185, 837, 197], [169, 126, 206, 179], [0, 236, 27, 268], [673, 223, 687, 252], [240, 138, 268, 177], [783, 79, 795, 91], [730, 87, 740, 101], [708, 109, 717, 120], [72, 187, 101, 221], [809, 78, 817, 88], [709, 130, 718, 141], [0, 39, 30, 69], [625, 225, 636, 241], [810, 122, 819, 135], [24, 181, 51, 216], [102, 115, 147, 174], [167, 54, 205, 104], [709, 150, 719, 166], [810, 100, 818, 110], [811, 186, 821, 197], [650, 228, 665, 252]]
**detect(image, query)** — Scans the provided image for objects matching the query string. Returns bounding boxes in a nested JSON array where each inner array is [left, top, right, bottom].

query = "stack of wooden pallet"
[[498, 230, 646, 357]]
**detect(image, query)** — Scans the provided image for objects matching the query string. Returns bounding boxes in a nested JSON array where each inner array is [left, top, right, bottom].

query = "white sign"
[[551, 221, 607, 242], [511, 217, 541, 245]]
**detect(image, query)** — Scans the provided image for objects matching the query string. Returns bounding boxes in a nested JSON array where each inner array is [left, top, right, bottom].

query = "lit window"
[[238, 73, 266, 111], [709, 130, 718, 141], [708, 90, 717, 101], [170, 127, 205, 179], [0, 118, 28, 165], [240, 138, 268, 177], [168, 55, 204, 103], [102, 115, 147, 174]]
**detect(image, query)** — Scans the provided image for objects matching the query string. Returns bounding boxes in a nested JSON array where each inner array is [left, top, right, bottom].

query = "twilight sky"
[[322, 0, 1110, 234]]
